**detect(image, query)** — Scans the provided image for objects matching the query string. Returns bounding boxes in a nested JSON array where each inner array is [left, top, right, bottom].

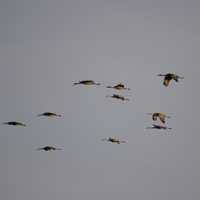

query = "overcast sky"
[[0, 0, 200, 200]]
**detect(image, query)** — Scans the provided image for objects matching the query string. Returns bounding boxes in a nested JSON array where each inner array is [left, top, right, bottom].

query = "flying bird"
[[101, 137, 126, 144], [73, 80, 101, 86], [147, 112, 171, 124], [106, 83, 130, 91], [2, 121, 26, 127], [157, 73, 184, 87], [36, 146, 62, 151], [146, 124, 172, 130], [106, 94, 130, 101], [37, 112, 62, 117]]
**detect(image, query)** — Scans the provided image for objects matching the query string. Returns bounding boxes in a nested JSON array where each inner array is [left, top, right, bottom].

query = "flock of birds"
[[2, 73, 183, 151]]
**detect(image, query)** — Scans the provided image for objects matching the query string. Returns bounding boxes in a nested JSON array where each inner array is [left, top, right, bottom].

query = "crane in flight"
[[106, 94, 130, 101], [36, 146, 62, 151], [146, 124, 172, 130], [2, 121, 26, 127], [106, 83, 130, 91], [101, 137, 126, 144], [37, 112, 62, 117], [157, 73, 184, 87], [147, 112, 171, 124], [73, 80, 101, 86]]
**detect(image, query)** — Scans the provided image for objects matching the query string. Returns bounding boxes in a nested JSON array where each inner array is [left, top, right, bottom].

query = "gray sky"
[[0, 0, 200, 199]]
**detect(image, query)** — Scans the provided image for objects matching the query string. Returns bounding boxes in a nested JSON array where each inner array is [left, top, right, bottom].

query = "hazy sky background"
[[0, 0, 200, 199]]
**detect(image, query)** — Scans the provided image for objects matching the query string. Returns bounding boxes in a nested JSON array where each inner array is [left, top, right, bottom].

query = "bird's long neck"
[[158, 74, 166, 76], [157, 74, 166, 76], [106, 86, 114, 89], [73, 82, 79, 86], [2, 122, 8, 125]]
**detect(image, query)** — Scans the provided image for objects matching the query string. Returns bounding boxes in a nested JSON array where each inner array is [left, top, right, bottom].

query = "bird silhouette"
[[147, 112, 171, 124], [157, 73, 184, 87], [73, 80, 101, 86], [106, 94, 130, 101], [37, 112, 62, 117], [36, 146, 62, 151], [2, 121, 26, 127], [101, 137, 126, 144], [146, 124, 172, 130], [106, 83, 130, 90]]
